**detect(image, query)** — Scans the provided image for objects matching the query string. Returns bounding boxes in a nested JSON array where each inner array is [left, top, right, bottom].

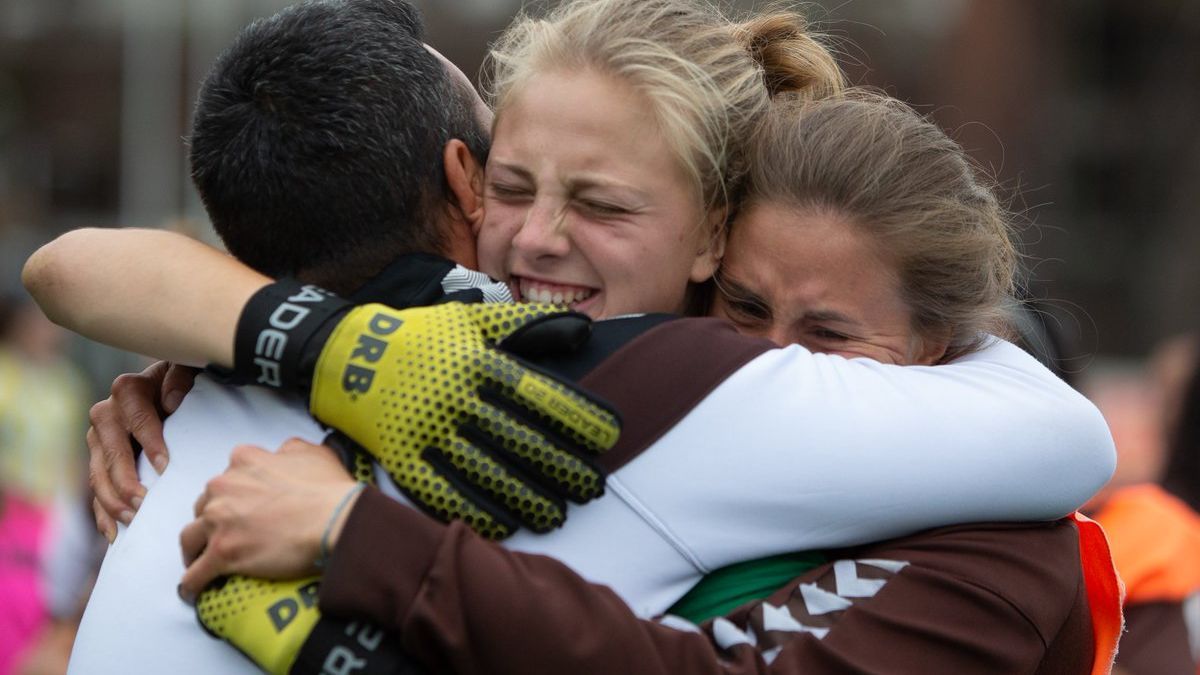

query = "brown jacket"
[[321, 488, 1096, 674]]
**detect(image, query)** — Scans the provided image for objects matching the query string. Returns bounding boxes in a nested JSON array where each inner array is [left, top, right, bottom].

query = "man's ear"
[[443, 139, 486, 235], [688, 207, 729, 283], [439, 139, 486, 269]]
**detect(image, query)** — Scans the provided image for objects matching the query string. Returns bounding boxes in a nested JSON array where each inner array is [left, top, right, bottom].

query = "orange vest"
[[1069, 512, 1125, 675], [1092, 484, 1200, 604], [1092, 485, 1200, 675]]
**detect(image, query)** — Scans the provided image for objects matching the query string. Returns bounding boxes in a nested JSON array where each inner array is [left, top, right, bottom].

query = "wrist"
[[315, 482, 367, 570], [230, 279, 350, 391]]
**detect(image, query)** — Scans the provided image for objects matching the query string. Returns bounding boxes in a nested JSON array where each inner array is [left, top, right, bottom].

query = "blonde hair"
[[484, 0, 844, 225], [744, 92, 1017, 359]]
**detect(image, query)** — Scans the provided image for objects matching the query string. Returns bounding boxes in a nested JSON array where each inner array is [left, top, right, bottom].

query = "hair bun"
[[734, 12, 843, 101]]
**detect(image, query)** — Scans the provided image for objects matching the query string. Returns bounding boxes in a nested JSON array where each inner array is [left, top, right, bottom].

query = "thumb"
[[498, 312, 592, 359], [462, 303, 590, 353]]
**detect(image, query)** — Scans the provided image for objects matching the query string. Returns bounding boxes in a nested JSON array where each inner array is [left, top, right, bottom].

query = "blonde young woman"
[[25, 0, 1114, 672]]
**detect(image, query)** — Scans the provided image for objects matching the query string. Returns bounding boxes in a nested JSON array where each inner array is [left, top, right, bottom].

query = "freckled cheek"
[[477, 212, 520, 278]]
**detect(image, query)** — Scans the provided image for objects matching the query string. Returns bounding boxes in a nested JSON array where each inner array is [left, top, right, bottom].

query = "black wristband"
[[290, 617, 421, 675], [231, 279, 351, 393]]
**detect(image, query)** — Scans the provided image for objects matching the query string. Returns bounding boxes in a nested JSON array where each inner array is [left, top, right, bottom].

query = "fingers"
[[161, 363, 199, 414], [179, 486, 232, 602], [385, 459, 519, 540], [496, 312, 592, 358], [467, 401, 604, 503], [178, 547, 224, 605], [192, 486, 211, 519], [179, 517, 210, 569], [228, 443, 269, 468], [92, 496, 116, 544], [488, 352, 621, 453], [112, 369, 170, 474], [86, 408, 140, 526], [276, 436, 331, 458], [432, 431, 567, 533], [463, 302, 576, 344]]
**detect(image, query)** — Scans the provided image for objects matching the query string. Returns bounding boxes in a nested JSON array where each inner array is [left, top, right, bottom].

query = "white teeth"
[[518, 279, 595, 305]]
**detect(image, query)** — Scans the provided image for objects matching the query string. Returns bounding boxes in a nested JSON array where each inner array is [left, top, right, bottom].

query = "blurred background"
[[1, 0, 1198, 364], [0, 0, 1197, 672]]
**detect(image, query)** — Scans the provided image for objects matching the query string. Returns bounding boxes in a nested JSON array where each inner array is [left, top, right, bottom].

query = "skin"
[[476, 69, 723, 319], [177, 205, 948, 596], [712, 202, 946, 365]]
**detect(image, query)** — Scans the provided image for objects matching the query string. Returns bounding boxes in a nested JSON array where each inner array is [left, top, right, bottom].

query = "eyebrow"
[[489, 161, 534, 182], [567, 173, 641, 194], [718, 274, 769, 308], [490, 161, 648, 201], [721, 273, 861, 327], [802, 309, 857, 326]]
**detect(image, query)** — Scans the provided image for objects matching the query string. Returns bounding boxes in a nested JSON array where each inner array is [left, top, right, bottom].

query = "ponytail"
[[734, 12, 844, 101]]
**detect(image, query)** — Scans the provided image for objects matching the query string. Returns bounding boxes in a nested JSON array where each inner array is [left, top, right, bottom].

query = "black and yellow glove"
[[196, 575, 416, 675], [229, 280, 621, 539]]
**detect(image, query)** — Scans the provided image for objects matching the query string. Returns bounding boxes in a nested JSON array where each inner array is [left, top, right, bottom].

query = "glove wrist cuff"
[[231, 279, 351, 392]]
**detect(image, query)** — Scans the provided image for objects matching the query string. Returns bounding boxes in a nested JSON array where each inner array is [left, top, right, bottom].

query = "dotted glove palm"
[[196, 576, 414, 675], [229, 280, 621, 539]]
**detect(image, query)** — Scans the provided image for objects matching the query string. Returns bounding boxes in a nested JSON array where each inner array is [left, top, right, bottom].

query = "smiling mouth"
[[516, 277, 597, 306]]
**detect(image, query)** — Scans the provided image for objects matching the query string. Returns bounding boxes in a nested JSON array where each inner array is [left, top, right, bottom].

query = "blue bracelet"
[[315, 482, 367, 570]]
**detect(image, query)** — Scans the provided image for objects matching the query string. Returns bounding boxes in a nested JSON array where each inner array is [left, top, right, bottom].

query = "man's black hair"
[[189, 0, 490, 294]]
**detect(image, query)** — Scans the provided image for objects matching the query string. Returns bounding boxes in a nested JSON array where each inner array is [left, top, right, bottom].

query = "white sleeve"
[[612, 336, 1116, 572]]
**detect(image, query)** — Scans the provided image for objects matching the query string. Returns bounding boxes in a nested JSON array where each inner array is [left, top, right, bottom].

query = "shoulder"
[[580, 318, 774, 473]]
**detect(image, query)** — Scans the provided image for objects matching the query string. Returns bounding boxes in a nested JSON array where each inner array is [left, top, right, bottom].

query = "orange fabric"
[[1069, 512, 1125, 675], [1092, 484, 1200, 603]]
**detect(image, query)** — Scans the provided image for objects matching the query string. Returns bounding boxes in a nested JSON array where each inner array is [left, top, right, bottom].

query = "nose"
[[762, 323, 795, 348], [511, 199, 571, 260]]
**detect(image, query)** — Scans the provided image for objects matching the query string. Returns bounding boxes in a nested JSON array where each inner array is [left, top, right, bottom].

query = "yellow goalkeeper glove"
[[196, 575, 415, 674], [229, 280, 621, 539]]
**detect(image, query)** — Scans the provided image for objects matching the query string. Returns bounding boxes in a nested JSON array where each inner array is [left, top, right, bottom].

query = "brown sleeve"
[[725, 522, 1092, 675], [1115, 601, 1199, 675], [322, 498, 1090, 675]]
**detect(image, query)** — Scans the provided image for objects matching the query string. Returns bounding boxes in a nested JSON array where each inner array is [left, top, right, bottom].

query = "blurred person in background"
[[0, 297, 87, 507], [0, 295, 104, 675], [0, 292, 51, 674], [0, 454, 49, 673], [1085, 335, 1200, 675]]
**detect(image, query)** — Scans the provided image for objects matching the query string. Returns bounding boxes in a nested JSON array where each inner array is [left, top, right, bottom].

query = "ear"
[[688, 206, 729, 283], [911, 330, 951, 365], [440, 139, 487, 268], [443, 139, 486, 233]]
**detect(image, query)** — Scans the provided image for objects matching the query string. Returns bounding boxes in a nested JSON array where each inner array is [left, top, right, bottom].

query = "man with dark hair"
[[189, 0, 489, 293], [67, 2, 593, 672]]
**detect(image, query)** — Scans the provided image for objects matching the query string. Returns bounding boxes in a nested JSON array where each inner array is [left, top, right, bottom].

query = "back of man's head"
[[190, 0, 489, 294]]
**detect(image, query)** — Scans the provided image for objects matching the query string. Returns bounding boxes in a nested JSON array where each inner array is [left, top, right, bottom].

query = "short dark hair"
[[189, 0, 490, 294]]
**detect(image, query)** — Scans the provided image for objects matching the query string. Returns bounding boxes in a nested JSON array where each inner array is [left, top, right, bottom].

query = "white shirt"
[[69, 336, 1114, 672]]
